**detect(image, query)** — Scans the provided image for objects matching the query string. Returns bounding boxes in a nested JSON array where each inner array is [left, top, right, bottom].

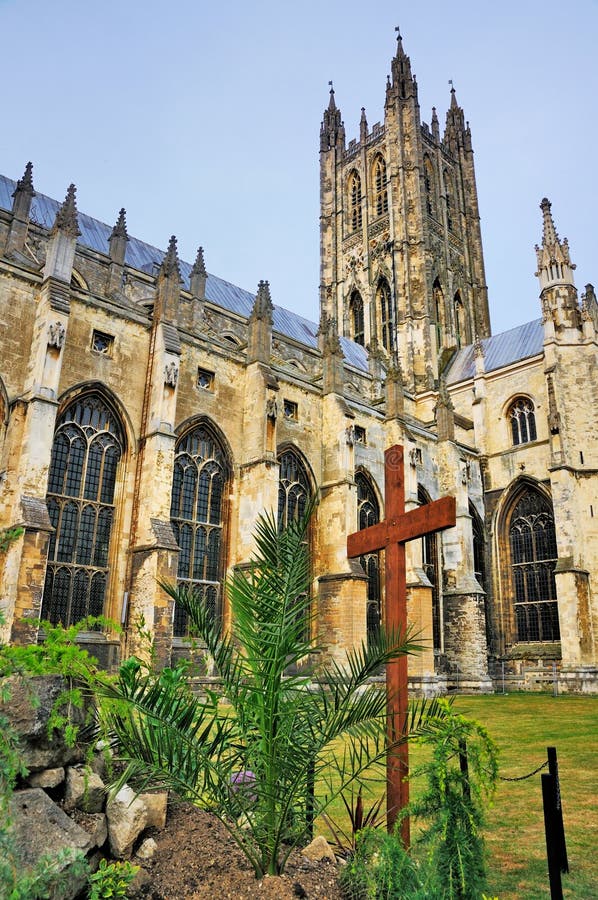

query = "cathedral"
[[0, 34, 596, 693]]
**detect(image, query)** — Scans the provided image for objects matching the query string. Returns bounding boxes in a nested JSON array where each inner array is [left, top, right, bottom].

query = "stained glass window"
[[356, 472, 381, 646], [377, 279, 393, 353], [350, 290, 364, 346], [509, 489, 559, 642], [278, 448, 311, 529], [41, 395, 124, 626], [419, 487, 441, 650], [170, 424, 228, 637]]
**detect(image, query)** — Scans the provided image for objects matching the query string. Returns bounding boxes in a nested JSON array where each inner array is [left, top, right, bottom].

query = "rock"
[[106, 785, 148, 859], [8, 788, 93, 899], [136, 836, 158, 860], [27, 766, 65, 789], [85, 813, 108, 849], [64, 765, 105, 812], [139, 790, 168, 828], [0, 674, 86, 771], [300, 835, 337, 863], [90, 739, 112, 779]]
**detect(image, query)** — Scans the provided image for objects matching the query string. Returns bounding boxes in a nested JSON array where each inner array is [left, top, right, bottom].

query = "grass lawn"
[[454, 694, 598, 900], [317, 693, 597, 900]]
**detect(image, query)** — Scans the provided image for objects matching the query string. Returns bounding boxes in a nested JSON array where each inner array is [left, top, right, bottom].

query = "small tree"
[[99, 506, 446, 877]]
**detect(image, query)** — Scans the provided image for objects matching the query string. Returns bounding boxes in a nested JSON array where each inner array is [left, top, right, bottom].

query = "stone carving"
[[164, 361, 179, 387], [409, 447, 422, 467], [345, 425, 355, 446], [266, 397, 278, 420], [47, 320, 66, 349], [460, 460, 471, 484]]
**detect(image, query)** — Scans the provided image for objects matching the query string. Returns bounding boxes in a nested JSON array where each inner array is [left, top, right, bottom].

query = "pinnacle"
[[191, 245, 206, 277], [15, 161, 35, 195], [53, 183, 80, 238], [328, 82, 336, 111], [160, 235, 181, 279], [540, 197, 559, 247], [110, 208, 128, 240]]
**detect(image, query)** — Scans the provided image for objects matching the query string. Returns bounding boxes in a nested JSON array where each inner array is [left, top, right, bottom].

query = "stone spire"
[[431, 107, 440, 142], [12, 161, 35, 220], [389, 27, 417, 100], [247, 280, 274, 364], [52, 184, 80, 238], [43, 183, 80, 283], [443, 85, 466, 153], [360, 107, 368, 142], [250, 279, 273, 323], [535, 198, 576, 291], [155, 235, 182, 324], [189, 246, 207, 298], [320, 83, 345, 151], [109, 208, 129, 266], [4, 162, 36, 257]]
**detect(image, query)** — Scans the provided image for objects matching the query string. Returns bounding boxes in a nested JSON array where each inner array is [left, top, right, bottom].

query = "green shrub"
[[88, 859, 139, 899]]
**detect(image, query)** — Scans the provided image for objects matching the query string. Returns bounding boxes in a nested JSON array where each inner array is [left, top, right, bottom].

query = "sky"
[[0, 0, 596, 336]]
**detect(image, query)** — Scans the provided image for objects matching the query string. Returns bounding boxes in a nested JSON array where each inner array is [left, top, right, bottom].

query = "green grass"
[[317, 693, 598, 900], [454, 694, 598, 900]]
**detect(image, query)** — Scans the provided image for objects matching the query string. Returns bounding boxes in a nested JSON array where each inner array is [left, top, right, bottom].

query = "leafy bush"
[[339, 827, 431, 899]]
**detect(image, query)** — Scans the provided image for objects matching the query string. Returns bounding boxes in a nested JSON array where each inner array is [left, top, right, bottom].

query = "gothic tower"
[[319, 31, 490, 392]]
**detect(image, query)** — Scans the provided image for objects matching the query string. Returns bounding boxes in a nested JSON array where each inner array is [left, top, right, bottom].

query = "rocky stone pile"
[[2, 674, 168, 899]]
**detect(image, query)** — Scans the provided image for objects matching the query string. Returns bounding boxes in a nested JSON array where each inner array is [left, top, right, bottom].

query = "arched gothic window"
[[508, 398, 537, 446], [170, 423, 229, 637], [350, 290, 365, 346], [424, 156, 435, 217], [444, 169, 454, 231], [356, 472, 381, 646], [433, 278, 444, 351], [454, 291, 466, 348], [42, 394, 124, 626], [508, 488, 559, 642], [377, 278, 393, 353], [418, 486, 441, 650], [373, 155, 388, 216], [278, 448, 311, 529], [349, 171, 362, 232]]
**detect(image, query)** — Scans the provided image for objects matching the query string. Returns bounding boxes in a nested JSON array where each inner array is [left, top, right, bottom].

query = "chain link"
[[498, 759, 549, 782]]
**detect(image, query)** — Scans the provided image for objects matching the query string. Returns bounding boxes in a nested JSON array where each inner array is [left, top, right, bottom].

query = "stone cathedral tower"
[[320, 32, 490, 392]]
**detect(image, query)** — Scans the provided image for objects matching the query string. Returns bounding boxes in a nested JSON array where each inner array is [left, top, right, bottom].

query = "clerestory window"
[[509, 398, 537, 446], [350, 290, 365, 345]]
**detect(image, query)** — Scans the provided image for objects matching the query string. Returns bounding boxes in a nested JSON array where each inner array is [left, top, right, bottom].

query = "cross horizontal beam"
[[347, 495, 456, 558]]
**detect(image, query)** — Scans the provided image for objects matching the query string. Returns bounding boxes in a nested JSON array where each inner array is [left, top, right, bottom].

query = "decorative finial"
[[251, 279, 273, 322], [14, 161, 35, 196], [53, 183, 80, 238], [191, 245, 206, 277], [110, 208, 128, 240], [160, 235, 181, 279]]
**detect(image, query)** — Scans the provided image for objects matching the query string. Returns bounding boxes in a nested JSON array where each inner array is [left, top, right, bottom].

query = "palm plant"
[[98, 506, 446, 877]]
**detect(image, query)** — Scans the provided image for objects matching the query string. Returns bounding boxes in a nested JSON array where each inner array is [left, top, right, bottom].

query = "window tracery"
[[277, 448, 311, 529], [170, 423, 228, 637], [356, 471, 381, 646], [376, 278, 393, 353], [348, 171, 362, 232], [350, 290, 365, 345], [373, 155, 388, 216], [509, 398, 537, 446], [508, 488, 559, 642], [418, 486, 441, 650], [42, 394, 124, 626]]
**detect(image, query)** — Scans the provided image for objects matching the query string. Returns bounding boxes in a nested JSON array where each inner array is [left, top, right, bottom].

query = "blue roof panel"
[[446, 319, 544, 384]]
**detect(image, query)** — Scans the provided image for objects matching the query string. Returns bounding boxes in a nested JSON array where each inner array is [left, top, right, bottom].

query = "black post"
[[542, 773, 564, 900], [547, 746, 568, 873]]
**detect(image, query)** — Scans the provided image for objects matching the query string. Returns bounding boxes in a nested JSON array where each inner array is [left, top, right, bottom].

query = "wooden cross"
[[347, 445, 456, 845]]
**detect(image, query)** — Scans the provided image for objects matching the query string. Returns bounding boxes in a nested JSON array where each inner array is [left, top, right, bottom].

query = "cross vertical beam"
[[347, 445, 456, 846]]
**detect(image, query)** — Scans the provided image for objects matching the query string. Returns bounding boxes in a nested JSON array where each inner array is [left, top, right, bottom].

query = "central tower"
[[319, 32, 490, 392]]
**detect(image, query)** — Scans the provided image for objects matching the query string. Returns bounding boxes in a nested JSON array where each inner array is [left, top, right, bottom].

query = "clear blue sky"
[[1, 0, 596, 335]]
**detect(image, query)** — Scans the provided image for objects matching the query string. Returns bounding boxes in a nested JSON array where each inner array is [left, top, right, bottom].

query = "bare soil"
[[129, 801, 344, 900]]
